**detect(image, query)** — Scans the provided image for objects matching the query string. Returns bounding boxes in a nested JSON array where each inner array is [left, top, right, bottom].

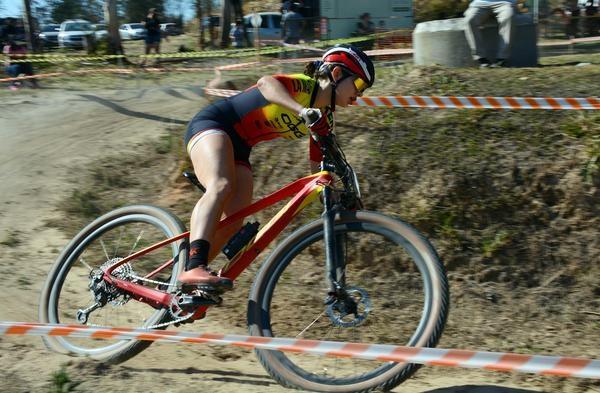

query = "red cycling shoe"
[[178, 265, 233, 290]]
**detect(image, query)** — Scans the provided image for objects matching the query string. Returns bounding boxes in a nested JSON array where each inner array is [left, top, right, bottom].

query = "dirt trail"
[[0, 86, 577, 392]]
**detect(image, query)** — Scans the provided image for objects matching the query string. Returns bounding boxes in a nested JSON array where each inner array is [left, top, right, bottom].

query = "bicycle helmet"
[[317, 44, 375, 112], [322, 44, 375, 88]]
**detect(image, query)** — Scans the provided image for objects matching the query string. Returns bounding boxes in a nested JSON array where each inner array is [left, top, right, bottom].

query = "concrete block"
[[413, 15, 538, 67]]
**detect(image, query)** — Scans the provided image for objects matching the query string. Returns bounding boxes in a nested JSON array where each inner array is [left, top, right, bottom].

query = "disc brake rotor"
[[326, 286, 372, 328]]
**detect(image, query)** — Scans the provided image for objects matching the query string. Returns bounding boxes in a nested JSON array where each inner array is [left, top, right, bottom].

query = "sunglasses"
[[353, 77, 368, 94]]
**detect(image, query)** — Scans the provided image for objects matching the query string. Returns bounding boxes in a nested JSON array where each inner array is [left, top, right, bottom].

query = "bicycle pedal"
[[178, 294, 222, 307], [181, 282, 233, 295]]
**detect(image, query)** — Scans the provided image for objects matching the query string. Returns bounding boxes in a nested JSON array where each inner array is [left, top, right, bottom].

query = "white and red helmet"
[[322, 44, 375, 87]]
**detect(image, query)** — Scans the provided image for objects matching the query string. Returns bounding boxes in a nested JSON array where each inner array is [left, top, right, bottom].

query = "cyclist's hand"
[[299, 108, 330, 136]]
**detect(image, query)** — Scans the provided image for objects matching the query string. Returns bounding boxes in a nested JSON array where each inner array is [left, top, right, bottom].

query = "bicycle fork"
[[321, 187, 346, 295]]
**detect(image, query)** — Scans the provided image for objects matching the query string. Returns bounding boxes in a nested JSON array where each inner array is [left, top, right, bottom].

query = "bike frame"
[[102, 170, 335, 320]]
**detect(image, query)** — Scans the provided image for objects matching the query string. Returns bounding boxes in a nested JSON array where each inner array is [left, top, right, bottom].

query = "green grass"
[[49, 366, 72, 393]]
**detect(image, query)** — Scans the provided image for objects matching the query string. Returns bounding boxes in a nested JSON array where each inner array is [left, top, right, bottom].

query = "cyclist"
[[178, 44, 375, 288]]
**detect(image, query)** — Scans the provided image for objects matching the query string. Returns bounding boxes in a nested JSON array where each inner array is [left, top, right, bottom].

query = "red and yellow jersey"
[[225, 73, 333, 161]]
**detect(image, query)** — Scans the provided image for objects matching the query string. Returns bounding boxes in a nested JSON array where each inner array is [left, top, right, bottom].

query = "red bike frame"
[[102, 171, 333, 319]]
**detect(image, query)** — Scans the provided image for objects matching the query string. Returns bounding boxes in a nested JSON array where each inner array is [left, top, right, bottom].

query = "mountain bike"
[[39, 132, 449, 392]]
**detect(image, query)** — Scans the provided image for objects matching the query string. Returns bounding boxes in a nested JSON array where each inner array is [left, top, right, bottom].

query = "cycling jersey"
[[185, 74, 333, 166]]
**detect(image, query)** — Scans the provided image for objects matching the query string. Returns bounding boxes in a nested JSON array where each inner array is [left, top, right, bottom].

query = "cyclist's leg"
[[188, 131, 236, 247], [208, 163, 253, 261], [179, 129, 236, 286]]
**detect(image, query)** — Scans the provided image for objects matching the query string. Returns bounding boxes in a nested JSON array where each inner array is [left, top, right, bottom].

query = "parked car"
[[243, 12, 282, 43], [93, 23, 108, 40], [37, 24, 60, 47], [119, 23, 146, 40], [160, 22, 181, 35], [58, 19, 95, 49]]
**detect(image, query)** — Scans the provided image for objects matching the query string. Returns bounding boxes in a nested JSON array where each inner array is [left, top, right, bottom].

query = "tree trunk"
[[220, 0, 231, 48], [104, 0, 124, 57], [196, 0, 204, 49], [22, 0, 37, 52]]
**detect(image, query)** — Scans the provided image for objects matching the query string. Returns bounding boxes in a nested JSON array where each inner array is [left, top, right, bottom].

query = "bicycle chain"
[[92, 261, 192, 329], [123, 274, 198, 329]]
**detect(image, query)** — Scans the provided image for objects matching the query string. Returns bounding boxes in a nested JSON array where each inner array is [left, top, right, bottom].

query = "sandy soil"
[[0, 84, 594, 393]]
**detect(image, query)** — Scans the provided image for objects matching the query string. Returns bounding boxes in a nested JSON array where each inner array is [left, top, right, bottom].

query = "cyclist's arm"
[[257, 76, 305, 114]]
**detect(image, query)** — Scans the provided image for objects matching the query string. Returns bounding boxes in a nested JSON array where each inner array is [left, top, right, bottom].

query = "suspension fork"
[[321, 187, 346, 294]]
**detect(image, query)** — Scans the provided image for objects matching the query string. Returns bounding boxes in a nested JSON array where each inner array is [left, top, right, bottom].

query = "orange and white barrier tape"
[[2, 322, 599, 378], [356, 96, 600, 110], [204, 88, 600, 110]]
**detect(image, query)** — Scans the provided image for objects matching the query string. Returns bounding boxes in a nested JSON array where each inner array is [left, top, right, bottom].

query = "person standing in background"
[[3, 37, 38, 90], [141, 8, 161, 66], [463, 0, 516, 68], [282, 2, 304, 44]]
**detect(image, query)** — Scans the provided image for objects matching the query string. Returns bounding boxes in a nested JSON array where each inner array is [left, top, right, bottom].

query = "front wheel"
[[248, 211, 449, 392], [39, 205, 187, 364]]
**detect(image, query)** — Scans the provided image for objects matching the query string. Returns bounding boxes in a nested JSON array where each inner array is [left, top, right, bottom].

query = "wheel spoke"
[[296, 309, 326, 338], [113, 225, 125, 259], [78, 257, 93, 272], [100, 239, 110, 261], [128, 230, 145, 256]]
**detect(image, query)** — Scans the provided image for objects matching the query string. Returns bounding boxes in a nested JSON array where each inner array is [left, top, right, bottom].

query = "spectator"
[[141, 8, 161, 66], [584, 0, 599, 37], [3, 37, 38, 90], [230, 20, 245, 48], [565, 0, 581, 39], [464, 0, 516, 68], [357, 12, 375, 35], [282, 2, 304, 44], [281, 0, 292, 14], [2, 18, 18, 40]]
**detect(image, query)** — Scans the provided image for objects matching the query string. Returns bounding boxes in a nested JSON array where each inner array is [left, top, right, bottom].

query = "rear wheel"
[[248, 211, 449, 392], [39, 205, 187, 364]]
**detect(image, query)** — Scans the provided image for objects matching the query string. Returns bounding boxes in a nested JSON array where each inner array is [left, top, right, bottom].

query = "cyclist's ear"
[[331, 66, 343, 81]]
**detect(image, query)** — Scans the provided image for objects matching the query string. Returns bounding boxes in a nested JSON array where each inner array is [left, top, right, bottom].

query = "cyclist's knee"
[[206, 177, 235, 200]]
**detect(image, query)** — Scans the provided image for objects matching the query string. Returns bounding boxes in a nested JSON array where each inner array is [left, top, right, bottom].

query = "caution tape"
[[204, 88, 600, 110], [0, 66, 218, 84], [1, 33, 385, 64], [1, 322, 598, 378]]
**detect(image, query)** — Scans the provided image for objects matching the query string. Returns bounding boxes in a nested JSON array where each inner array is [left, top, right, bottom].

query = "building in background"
[[319, 0, 413, 39]]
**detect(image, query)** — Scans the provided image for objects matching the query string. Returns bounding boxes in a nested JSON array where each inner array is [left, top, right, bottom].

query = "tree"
[[23, 0, 37, 51], [81, 0, 104, 22], [49, 0, 83, 21], [220, 0, 243, 48], [104, 0, 123, 56], [125, 0, 164, 22], [195, 0, 213, 49]]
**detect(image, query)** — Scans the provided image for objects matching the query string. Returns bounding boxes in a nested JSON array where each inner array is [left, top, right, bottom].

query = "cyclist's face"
[[333, 67, 367, 107]]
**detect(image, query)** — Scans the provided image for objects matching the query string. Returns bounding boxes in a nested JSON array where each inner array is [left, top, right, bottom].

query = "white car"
[[58, 19, 95, 49], [93, 23, 108, 40], [38, 24, 60, 47], [160, 22, 179, 35], [119, 23, 146, 40]]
